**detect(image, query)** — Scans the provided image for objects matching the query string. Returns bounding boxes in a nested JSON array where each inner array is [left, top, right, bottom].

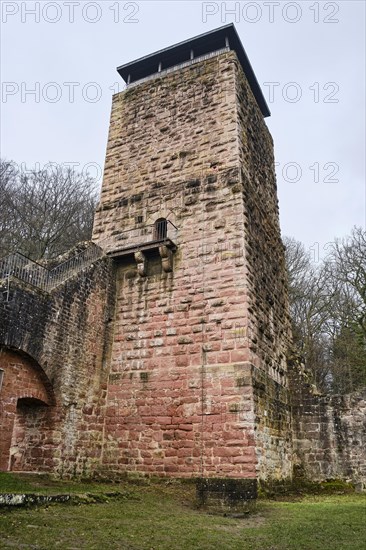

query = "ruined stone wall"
[[291, 367, 366, 487], [0, 253, 115, 476], [94, 51, 292, 481]]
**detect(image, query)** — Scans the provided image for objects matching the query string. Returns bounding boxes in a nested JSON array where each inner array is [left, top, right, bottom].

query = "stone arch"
[[146, 209, 177, 228], [0, 347, 55, 472]]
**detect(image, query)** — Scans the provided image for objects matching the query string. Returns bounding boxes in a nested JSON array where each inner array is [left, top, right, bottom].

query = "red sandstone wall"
[[102, 254, 257, 477], [94, 51, 293, 481], [0, 253, 115, 476], [94, 52, 278, 479], [0, 349, 53, 471]]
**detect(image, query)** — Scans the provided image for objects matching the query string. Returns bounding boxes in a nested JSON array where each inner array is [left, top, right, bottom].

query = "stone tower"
[[92, 24, 293, 494], [2, 24, 364, 497]]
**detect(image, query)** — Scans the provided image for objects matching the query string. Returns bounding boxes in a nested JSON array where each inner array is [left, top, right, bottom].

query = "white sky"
[[1, 1, 365, 258]]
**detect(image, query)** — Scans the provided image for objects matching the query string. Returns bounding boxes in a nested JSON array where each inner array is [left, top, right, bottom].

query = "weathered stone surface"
[[290, 364, 366, 486], [0, 40, 364, 490], [91, 51, 292, 481], [0, 255, 115, 476]]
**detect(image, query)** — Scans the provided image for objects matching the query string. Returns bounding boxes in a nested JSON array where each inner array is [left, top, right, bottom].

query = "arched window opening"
[[154, 218, 168, 240]]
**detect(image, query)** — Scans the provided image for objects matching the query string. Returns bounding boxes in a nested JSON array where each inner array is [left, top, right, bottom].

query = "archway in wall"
[[10, 397, 51, 472], [0, 348, 55, 472]]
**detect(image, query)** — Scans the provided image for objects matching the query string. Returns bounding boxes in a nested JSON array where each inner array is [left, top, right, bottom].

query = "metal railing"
[[96, 220, 178, 254], [127, 47, 230, 89], [0, 242, 103, 292], [0, 221, 178, 291]]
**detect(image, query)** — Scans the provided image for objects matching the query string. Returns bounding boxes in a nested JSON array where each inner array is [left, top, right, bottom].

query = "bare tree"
[[0, 159, 20, 255], [325, 227, 366, 391], [0, 160, 98, 260], [326, 227, 366, 338], [283, 236, 333, 385], [283, 230, 366, 393]]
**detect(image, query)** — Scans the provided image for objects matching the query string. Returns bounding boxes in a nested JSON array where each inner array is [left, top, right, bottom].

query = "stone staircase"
[[0, 242, 104, 293]]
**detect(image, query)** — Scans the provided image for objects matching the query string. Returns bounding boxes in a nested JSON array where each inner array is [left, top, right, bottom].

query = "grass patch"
[[258, 478, 356, 500], [0, 472, 129, 495], [0, 474, 365, 549]]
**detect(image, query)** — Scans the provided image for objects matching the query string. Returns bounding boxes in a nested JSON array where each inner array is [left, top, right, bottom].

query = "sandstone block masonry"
[[92, 51, 293, 482], [0, 247, 115, 476], [290, 365, 366, 486], [0, 29, 364, 492]]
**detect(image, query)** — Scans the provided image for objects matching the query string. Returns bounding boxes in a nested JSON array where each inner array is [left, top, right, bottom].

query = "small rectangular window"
[[0, 369, 4, 392], [136, 216, 143, 224]]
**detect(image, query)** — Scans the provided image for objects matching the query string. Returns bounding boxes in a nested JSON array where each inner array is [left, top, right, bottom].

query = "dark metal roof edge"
[[227, 25, 271, 118], [116, 24, 235, 73], [116, 24, 270, 118]]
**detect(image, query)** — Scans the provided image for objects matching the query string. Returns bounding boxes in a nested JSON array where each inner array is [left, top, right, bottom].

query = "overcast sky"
[[1, 1, 365, 258]]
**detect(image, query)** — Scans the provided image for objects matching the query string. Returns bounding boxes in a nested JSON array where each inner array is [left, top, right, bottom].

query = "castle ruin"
[[1, 25, 365, 504]]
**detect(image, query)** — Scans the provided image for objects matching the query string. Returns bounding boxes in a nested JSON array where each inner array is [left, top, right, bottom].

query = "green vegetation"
[[0, 472, 128, 495], [0, 474, 365, 549], [258, 477, 356, 498]]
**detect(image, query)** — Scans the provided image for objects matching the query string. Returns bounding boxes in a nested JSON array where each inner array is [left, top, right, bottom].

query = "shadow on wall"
[[0, 347, 56, 472]]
